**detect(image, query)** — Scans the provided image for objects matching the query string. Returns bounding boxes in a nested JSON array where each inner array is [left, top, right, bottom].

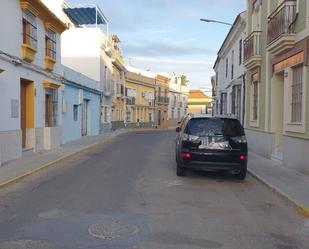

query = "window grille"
[[22, 9, 37, 49], [291, 65, 303, 122], [45, 29, 56, 59], [253, 81, 258, 121]]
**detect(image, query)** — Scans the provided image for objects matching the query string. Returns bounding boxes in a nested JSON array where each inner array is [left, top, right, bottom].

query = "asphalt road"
[[0, 130, 308, 249]]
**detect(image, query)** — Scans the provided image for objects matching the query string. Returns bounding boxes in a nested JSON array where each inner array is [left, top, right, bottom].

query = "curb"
[[248, 168, 309, 218], [0, 130, 128, 189]]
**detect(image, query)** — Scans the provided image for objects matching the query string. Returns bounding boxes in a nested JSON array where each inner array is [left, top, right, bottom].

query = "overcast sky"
[[70, 0, 246, 92]]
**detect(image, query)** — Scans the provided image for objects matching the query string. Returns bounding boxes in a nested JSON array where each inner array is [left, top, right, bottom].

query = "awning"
[[63, 6, 108, 26]]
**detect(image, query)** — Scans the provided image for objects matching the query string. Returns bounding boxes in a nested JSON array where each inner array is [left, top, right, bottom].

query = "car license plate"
[[199, 137, 231, 150]]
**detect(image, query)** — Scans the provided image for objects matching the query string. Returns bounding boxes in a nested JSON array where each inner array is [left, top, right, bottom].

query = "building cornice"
[[20, 0, 67, 34]]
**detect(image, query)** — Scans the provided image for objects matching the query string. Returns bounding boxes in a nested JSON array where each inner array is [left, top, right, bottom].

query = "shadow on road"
[[182, 169, 246, 183]]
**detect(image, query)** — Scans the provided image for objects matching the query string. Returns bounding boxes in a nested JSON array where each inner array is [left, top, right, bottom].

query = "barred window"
[[45, 29, 56, 59], [225, 58, 228, 78], [22, 9, 37, 49], [220, 93, 227, 115], [236, 85, 242, 120], [252, 81, 258, 121], [232, 85, 242, 120], [239, 39, 242, 65], [231, 50, 234, 80], [291, 65, 303, 123], [231, 88, 236, 115], [45, 88, 58, 127]]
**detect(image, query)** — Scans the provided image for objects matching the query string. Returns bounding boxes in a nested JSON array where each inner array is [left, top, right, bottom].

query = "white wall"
[[0, 0, 62, 75], [0, 0, 64, 163], [168, 76, 189, 120], [214, 12, 246, 118], [61, 28, 102, 82], [0, 0, 63, 131]]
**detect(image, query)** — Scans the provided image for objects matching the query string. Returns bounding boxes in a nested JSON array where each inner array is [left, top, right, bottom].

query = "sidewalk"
[[0, 129, 129, 188], [248, 152, 309, 217]]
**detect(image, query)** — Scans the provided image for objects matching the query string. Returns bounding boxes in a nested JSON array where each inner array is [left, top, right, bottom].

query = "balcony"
[[244, 31, 262, 70], [45, 56, 56, 71], [157, 96, 169, 105], [126, 97, 136, 106], [21, 43, 36, 62], [116, 84, 125, 98], [267, 0, 297, 55], [148, 100, 155, 107]]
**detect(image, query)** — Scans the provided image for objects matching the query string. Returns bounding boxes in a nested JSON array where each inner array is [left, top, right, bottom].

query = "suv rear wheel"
[[176, 156, 186, 177], [235, 164, 247, 180], [176, 165, 186, 177]]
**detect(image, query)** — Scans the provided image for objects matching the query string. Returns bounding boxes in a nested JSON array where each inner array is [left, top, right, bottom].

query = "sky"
[[70, 0, 246, 93]]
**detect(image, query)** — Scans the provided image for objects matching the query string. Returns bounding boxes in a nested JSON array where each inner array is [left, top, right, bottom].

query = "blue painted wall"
[[62, 84, 101, 144], [86, 92, 101, 137]]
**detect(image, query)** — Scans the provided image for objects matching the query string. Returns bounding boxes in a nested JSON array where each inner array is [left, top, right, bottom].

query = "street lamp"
[[200, 18, 233, 26]]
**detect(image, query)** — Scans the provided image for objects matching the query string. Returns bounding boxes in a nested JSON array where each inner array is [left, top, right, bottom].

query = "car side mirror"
[[176, 127, 181, 133]]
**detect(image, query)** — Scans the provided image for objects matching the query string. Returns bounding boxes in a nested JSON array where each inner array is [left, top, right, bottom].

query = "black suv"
[[175, 114, 248, 180]]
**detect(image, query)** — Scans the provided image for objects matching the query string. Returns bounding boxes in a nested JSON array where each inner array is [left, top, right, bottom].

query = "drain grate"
[[0, 240, 66, 249], [88, 220, 139, 240]]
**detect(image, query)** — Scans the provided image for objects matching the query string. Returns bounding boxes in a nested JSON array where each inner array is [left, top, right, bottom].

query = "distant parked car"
[[175, 114, 248, 180]]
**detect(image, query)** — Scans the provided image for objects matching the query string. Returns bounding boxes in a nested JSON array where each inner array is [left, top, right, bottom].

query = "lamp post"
[[200, 18, 233, 26]]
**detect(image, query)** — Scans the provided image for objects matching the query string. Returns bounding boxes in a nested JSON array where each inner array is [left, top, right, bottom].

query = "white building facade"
[[168, 75, 189, 126], [43, 0, 114, 133], [213, 11, 247, 124], [0, 0, 66, 165]]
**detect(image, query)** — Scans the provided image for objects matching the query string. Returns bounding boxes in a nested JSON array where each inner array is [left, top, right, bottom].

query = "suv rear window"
[[186, 118, 244, 137]]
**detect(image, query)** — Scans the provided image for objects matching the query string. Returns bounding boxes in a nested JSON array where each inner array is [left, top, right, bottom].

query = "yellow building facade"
[[110, 35, 127, 130], [155, 75, 170, 129], [125, 71, 156, 127], [188, 90, 212, 115]]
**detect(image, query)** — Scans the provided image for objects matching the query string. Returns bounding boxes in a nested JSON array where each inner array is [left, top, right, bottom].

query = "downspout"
[[242, 73, 246, 126]]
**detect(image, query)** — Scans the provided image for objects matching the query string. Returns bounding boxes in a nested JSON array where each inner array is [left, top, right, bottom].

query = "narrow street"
[[0, 130, 308, 249]]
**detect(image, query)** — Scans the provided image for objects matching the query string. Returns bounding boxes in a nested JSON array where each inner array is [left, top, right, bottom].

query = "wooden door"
[[20, 83, 26, 148], [45, 94, 52, 127]]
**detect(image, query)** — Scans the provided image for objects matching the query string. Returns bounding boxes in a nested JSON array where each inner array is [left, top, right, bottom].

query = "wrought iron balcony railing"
[[267, 0, 297, 45], [244, 31, 262, 61]]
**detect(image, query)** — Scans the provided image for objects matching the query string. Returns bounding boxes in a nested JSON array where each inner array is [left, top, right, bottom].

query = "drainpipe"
[[242, 73, 246, 126]]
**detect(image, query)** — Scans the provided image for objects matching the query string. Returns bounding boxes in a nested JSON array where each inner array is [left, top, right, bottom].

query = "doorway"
[[81, 100, 88, 136], [20, 79, 34, 148], [157, 110, 161, 126]]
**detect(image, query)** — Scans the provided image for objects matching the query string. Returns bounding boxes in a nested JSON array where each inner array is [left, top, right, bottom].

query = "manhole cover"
[[0, 240, 66, 249], [88, 220, 139, 240]]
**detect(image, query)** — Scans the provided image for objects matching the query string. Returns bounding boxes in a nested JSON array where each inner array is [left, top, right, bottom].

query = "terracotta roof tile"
[[189, 90, 211, 99]]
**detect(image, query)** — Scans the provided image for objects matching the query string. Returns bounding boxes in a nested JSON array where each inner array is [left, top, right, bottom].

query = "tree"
[[180, 75, 189, 86]]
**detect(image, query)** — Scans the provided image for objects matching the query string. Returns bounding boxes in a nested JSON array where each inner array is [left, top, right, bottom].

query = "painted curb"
[[248, 169, 309, 218], [0, 130, 128, 189]]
